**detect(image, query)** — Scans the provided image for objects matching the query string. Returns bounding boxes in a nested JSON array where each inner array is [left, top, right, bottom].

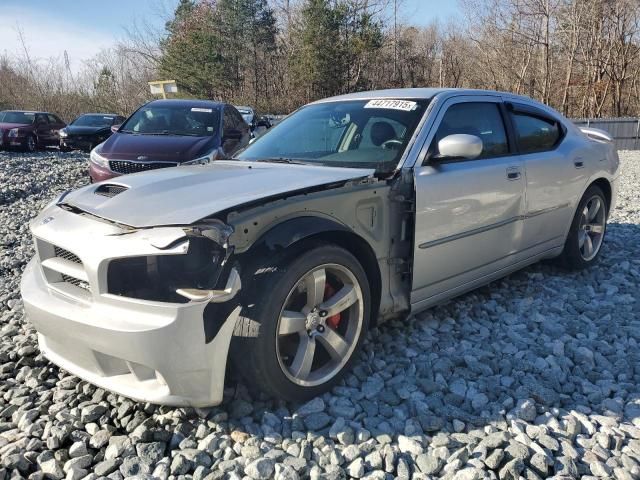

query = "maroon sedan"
[[0, 111, 66, 152]]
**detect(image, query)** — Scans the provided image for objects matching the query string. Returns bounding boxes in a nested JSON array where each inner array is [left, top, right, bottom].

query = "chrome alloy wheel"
[[578, 195, 606, 261], [275, 264, 364, 387]]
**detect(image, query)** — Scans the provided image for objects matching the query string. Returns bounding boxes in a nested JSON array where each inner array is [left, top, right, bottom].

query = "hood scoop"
[[94, 184, 129, 198]]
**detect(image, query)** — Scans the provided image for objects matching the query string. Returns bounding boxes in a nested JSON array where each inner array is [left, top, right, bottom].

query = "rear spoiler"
[[579, 126, 613, 143]]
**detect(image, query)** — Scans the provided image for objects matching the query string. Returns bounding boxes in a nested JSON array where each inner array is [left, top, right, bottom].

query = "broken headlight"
[[107, 222, 233, 303]]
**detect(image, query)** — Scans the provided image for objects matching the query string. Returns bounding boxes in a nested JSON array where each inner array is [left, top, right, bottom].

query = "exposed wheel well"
[[244, 230, 382, 326], [590, 178, 612, 216]]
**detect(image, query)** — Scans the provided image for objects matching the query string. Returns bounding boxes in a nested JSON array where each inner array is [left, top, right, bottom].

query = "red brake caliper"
[[323, 283, 341, 329]]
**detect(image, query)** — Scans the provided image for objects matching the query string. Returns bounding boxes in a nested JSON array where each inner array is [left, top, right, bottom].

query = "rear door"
[[506, 103, 587, 257], [35, 114, 54, 145], [412, 95, 526, 306], [47, 114, 65, 145]]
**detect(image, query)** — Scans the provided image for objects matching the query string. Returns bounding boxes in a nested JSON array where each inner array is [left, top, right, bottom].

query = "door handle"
[[506, 166, 521, 180], [574, 158, 584, 168]]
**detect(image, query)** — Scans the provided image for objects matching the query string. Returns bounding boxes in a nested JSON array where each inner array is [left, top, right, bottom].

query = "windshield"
[[73, 114, 116, 128], [120, 105, 220, 136], [236, 99, 428, 172], [0, 111, 36, 124]]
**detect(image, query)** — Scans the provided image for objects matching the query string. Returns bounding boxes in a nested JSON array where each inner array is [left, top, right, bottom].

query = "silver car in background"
[[20, 89, 619, 406]]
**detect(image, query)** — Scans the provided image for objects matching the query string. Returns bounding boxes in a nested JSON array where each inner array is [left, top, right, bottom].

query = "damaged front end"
[[21, 206, 244, 406], [106, 220, 241, 305]]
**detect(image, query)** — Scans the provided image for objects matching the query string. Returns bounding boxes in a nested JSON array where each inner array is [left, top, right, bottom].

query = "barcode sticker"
[[364, 99, 418, 111]]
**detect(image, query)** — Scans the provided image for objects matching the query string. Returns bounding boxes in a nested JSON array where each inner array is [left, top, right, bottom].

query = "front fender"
[[250, 216, 352, 253]]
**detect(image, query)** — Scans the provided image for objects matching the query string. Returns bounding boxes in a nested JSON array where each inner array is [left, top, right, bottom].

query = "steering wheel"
[[381, 139, 403, 150]]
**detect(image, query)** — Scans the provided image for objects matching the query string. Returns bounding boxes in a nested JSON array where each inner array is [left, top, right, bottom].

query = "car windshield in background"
[[236, 99, 428, 172], [73, 115, 116, 128], [119, 105, 220, 136], [0, 112, 36, 124]]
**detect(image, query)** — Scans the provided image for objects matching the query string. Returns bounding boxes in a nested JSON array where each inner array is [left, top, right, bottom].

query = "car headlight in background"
[[90, 146, 109, 168], [59, 129, 68, 138], [8, 128, 19, 138], [182, 149, 219, 166]]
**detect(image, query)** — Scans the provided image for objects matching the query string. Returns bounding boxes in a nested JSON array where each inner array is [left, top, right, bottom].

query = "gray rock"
[[245, 458, 275, 480], [136, 442, 166, 465], [416, 453, 443, 475], [40, 458, 64, 480], [94, 459, 121, 477], [346, 458, 365, 478]]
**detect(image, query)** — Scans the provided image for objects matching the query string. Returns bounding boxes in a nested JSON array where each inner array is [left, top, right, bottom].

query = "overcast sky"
[[0, 0, 460, 72]]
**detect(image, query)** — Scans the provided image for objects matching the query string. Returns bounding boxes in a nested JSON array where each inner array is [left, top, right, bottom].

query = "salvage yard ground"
[[0, 151, 638, 479]]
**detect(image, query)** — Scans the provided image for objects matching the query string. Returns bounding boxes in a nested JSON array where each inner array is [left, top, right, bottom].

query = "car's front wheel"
[[26, 135, 37, 153], [233, 244, 371, 402], [559, 184, 608, 269]]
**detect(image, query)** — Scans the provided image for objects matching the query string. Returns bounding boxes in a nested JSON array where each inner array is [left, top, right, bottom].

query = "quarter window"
[[431, 102, 509, 159], [511, 112, 561, 153]]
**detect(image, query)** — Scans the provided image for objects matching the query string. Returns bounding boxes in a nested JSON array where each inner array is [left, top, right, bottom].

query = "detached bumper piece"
[[20, 207, 239, 407]]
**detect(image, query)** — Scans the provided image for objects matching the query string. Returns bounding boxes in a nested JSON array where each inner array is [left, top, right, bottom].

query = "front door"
[[411, 96, 526, 307]]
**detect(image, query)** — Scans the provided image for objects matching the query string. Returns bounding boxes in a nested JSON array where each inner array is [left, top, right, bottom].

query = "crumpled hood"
[[61, 161, 374, 228]]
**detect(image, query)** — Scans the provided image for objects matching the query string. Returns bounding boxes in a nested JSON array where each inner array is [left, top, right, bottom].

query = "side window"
[[430, 102, 509, 159], [35, 114, 48, 125], [223, 108, 236, 133], [232, 109, 245, 130], [49, 114, 62, 124], [511, 112, 561, 153]]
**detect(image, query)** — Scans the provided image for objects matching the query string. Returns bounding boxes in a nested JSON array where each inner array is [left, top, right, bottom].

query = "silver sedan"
[[21, 88, 619, 406]]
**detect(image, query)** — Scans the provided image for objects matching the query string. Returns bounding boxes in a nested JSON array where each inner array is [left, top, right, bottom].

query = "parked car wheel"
[[559, 184, 607, 269], [26, 135, 37, 152], [233, 244, 371, 402]]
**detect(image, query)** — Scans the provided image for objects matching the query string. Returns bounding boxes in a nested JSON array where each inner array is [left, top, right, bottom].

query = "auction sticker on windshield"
[[191, 108, 213, 113], [364, 99, 418, 111]]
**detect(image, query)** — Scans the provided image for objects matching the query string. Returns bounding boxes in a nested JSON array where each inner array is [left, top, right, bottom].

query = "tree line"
[[1, 0, 639, 120]]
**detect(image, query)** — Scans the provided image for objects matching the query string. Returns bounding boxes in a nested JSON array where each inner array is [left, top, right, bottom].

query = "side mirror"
[[111, 124, 121, 133], [436, 134, 483, 160]]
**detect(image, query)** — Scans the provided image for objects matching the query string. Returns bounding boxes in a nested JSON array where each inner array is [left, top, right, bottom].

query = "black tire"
[[232, 243, 371, 402], [26, 135, 37, 153], [558, 184, 608, 270]]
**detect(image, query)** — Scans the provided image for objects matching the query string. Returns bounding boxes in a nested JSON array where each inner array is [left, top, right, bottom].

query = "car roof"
[[145, 99, 224, 109], [77, 113, 121, 116], [235, 106, 253, 110], [1, 110, 50, 115], [312, 87, 536, 104], [309, 87, 562, 119]]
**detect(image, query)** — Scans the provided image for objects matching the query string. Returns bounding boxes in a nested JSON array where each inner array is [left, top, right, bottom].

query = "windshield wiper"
[[254, 157, 310, 165]]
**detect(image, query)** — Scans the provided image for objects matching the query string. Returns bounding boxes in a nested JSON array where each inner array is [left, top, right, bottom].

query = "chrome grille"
[[95, 184, 128, 198], [53, 246, 81, 264], [109, 160, 177, 175]]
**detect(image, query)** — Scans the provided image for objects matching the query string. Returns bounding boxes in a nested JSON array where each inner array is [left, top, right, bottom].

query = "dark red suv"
[[89, 99, 250, 182], [0, 111, 66, 152]]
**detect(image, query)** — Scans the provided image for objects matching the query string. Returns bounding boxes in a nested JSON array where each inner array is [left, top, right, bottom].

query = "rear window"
[[512, 112, 561, 153]]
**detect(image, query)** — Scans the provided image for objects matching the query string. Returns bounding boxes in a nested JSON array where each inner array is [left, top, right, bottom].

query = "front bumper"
[[61, 137, 95, 151], [20, 206, 238, 407]]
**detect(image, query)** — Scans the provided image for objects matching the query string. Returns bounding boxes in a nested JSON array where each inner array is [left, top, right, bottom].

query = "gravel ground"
[[0, 150, 638, 480]]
